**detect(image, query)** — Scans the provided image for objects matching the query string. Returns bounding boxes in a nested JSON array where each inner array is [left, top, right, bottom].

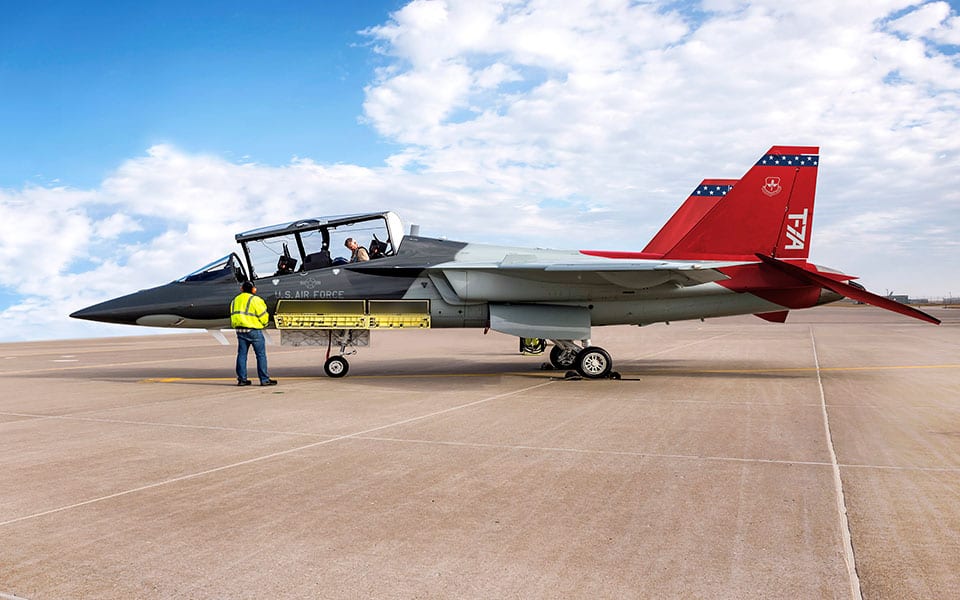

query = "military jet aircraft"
[[71, 145, 940, 378]]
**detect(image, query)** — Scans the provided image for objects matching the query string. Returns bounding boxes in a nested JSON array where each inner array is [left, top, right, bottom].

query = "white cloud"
[[0, 187, 98, 287], [359, 0, 960, 285], [2, 0, 960, 341], [92, 213, 142, 239], [888, 1, 952, 38]]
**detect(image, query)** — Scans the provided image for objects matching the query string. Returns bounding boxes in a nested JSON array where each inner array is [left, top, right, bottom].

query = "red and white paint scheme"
[[582, 146, 938, 327]]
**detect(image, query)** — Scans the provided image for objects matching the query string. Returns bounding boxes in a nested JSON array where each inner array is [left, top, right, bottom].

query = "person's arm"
[[254, 297, 270, 327]]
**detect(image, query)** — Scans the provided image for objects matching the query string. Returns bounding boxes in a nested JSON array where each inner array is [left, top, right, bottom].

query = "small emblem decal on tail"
[[784, 208, 809, 250], [762, 176, 782, 196]]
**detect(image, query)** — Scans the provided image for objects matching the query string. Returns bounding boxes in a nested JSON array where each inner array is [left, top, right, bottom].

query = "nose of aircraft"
[[70, 295, 150, 325], [70, 281, 237, 328], [70, 282, 191, 325]]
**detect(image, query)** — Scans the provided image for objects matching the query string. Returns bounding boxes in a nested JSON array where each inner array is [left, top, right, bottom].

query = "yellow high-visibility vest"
[[230, 293, 269, 329]]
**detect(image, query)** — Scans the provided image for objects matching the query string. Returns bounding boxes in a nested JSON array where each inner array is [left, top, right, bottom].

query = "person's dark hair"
[[241, 281, 255, 293]]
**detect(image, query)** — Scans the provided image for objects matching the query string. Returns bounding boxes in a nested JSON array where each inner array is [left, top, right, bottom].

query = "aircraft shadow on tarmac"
[[17, 356, 816, 385]]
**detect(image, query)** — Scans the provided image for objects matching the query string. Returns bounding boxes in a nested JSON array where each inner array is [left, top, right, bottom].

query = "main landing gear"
[[544, 340, 621, 380]]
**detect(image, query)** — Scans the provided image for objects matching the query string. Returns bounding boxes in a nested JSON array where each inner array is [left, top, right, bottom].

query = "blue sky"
[[1, 0, 960, 341], [0, 1, 404, 188]]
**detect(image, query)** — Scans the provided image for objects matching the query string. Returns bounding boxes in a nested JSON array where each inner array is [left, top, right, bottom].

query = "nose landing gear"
[[324, 355, 350, 378]]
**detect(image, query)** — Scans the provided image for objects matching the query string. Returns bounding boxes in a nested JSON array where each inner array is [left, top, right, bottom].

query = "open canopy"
[[234, 211, 406, 281], [235, 212, 404, 243]]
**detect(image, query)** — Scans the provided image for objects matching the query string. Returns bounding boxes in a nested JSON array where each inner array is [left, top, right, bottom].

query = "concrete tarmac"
[[0, 306, 957, 599]]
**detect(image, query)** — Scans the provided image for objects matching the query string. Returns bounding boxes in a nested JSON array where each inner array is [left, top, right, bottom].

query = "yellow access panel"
[[368, 300, 431, 328], [274, 299, 430, 330]]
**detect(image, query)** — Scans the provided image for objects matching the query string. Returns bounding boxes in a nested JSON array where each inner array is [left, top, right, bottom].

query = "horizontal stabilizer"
[[756, 255, 941, 325]]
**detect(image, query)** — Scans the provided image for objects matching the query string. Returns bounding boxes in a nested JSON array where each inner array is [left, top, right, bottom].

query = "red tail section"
[[642, 179, 736, 254], [661, 146, 819, 261]]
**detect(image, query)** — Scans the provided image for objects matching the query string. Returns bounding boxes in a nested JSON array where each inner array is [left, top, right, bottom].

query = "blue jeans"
[[236, 329, 270, 383]]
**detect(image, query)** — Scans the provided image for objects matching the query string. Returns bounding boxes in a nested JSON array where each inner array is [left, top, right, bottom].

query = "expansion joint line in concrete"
[[0, 380, 555, 529], [811, 326, 863, 600]]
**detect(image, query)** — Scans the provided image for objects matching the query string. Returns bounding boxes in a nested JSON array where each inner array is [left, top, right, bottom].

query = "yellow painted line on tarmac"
[[823, 364, 960, 372], [140, 371, 556, 383], [141, 377, 235, 383], [140, 376, 325, 383], [347, 371, 557, 380], [649, 364, 960, 375]]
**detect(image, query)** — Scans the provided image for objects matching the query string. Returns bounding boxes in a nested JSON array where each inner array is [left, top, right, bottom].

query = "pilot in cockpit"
[[344, 238, 370, 262]]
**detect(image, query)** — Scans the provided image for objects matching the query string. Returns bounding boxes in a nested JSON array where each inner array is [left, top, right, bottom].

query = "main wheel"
[[324, 355, 349, 378], [575, 346, 612, 379], [549, 345, 578, 370]]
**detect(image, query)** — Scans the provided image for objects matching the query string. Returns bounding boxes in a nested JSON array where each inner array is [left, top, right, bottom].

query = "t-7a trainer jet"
[[71, 146, 940, 378]]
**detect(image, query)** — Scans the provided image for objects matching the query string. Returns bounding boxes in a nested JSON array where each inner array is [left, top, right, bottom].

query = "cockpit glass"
[[245, 233, 299, 280], [299, 228, 325, 256], [177, 254, 245, 283], [239, 215, 395, 279], [326, 220, 392, 262]]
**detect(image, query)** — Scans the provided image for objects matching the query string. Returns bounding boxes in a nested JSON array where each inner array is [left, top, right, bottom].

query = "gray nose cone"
[[69, 284, 179, 325], [70, 297, 145, 325]]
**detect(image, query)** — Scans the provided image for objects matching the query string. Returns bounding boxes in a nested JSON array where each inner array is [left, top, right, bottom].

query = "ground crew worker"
[[230, 281, 277, 386]]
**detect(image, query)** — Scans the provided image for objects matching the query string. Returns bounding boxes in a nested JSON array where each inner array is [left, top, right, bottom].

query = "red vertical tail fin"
[[662, 146, 819, 261], [642, 179, 736, 254]]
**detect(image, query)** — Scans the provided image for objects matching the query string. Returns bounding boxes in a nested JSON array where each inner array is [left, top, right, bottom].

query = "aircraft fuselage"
[[71, 236, 841, 332]]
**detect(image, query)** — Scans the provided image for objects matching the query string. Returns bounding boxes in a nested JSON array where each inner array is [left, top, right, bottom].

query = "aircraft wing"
[[345, 256, 748, 303], [431, 259, 742, 287], [421, 259, 751, 303]]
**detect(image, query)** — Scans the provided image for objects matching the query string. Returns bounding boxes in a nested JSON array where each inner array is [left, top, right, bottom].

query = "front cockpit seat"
[[303, 249, 332, 271], [275, 255, 298, 275], [369, 237, 389, 259]]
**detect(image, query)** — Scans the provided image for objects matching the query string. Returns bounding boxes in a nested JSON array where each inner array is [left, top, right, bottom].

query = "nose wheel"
[[324, 355, 350, 378]]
